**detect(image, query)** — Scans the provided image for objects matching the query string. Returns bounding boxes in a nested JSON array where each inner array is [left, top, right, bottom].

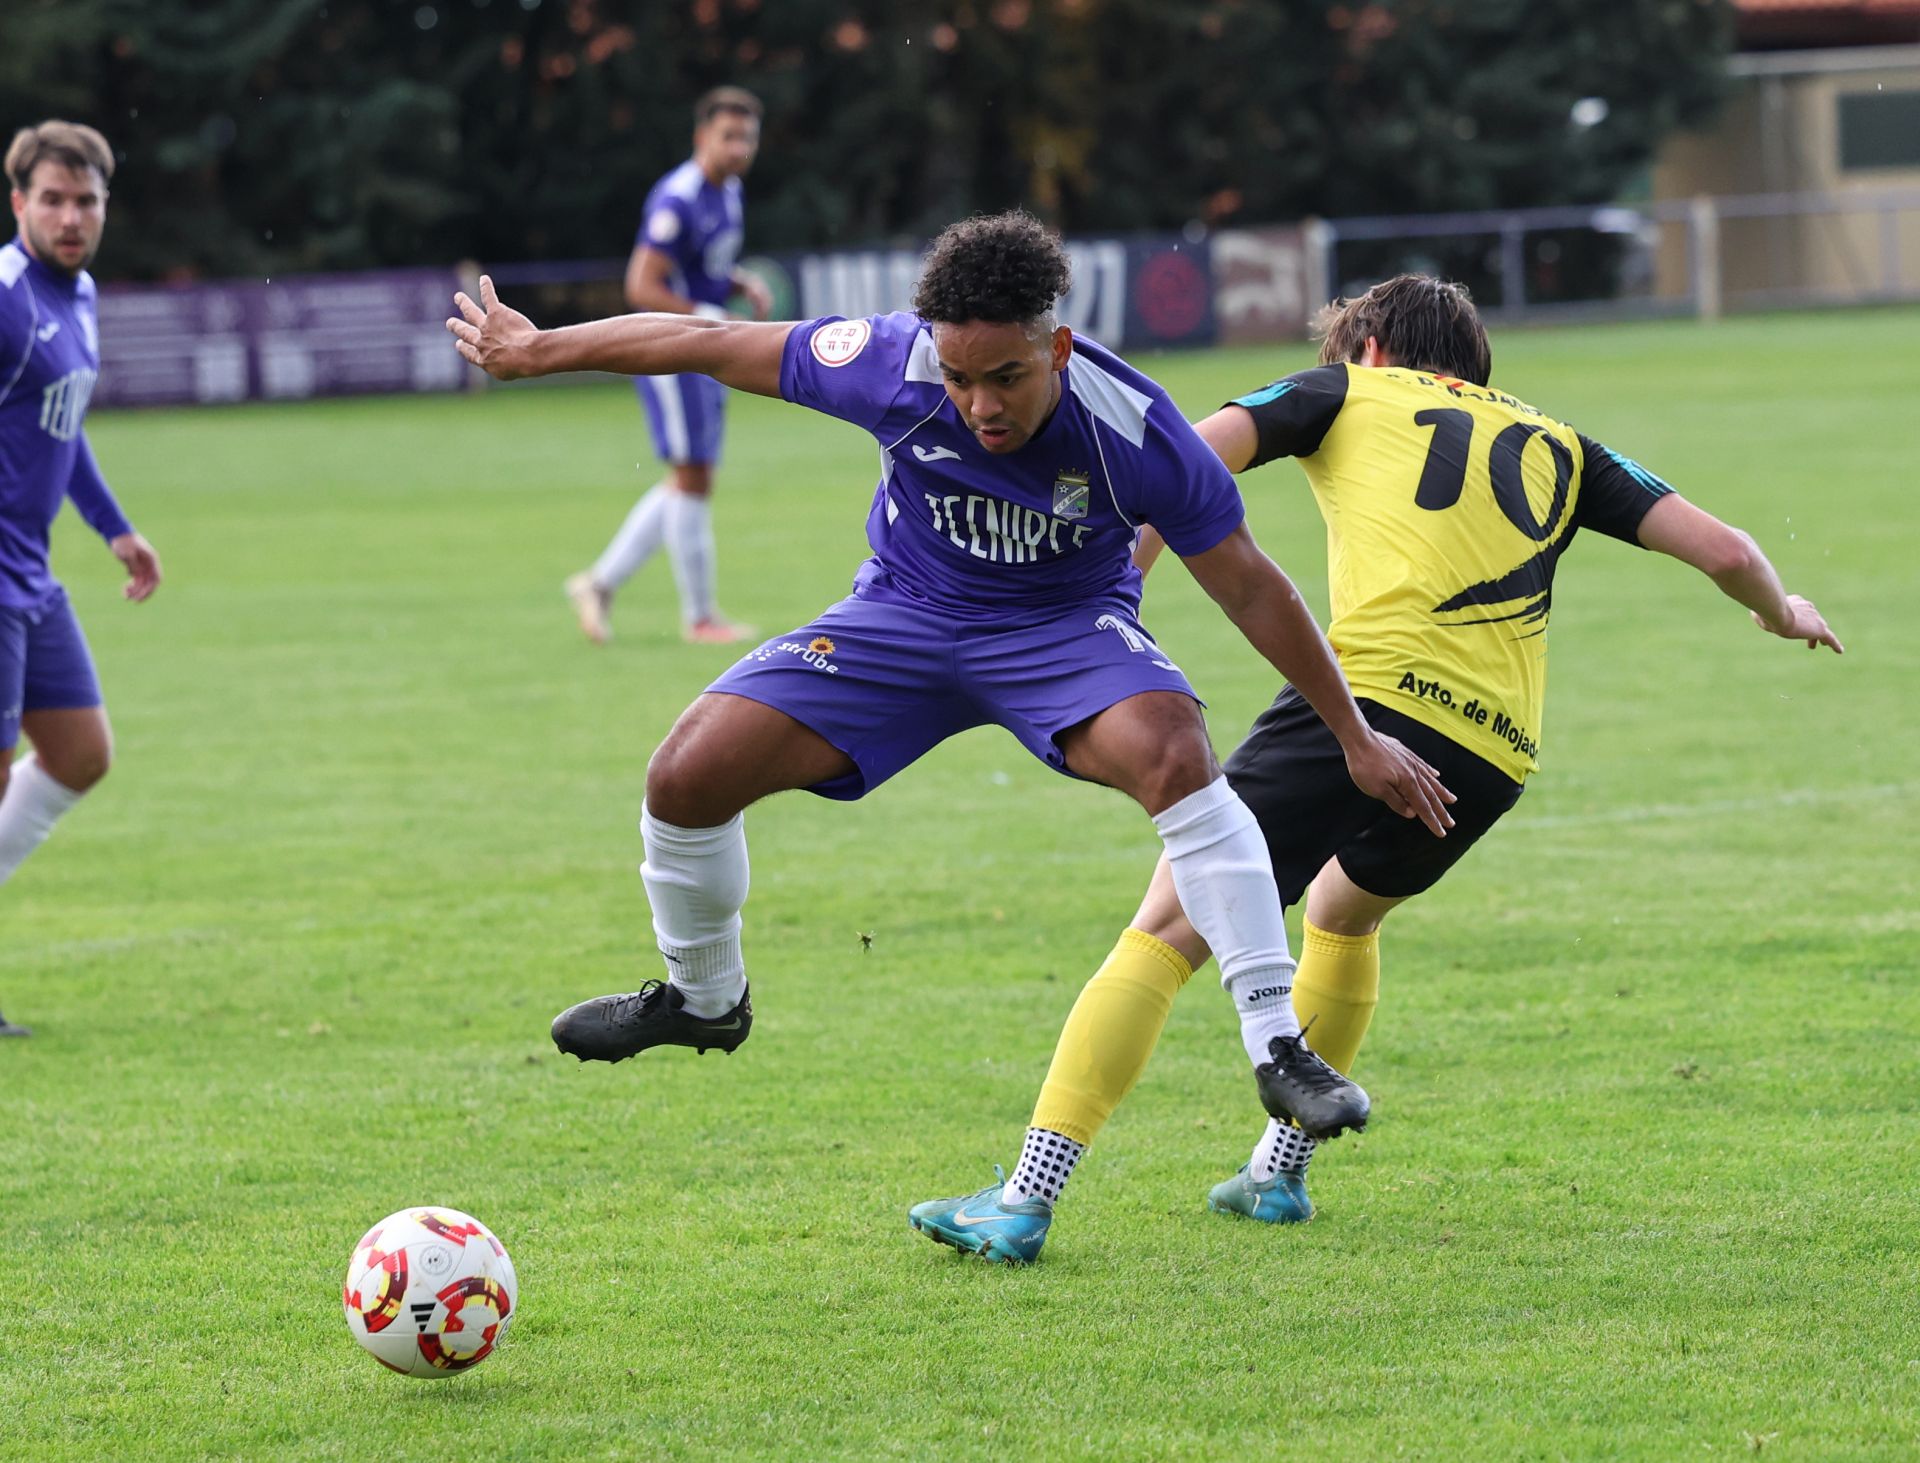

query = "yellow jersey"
[[1231, 364, 1673, 781]]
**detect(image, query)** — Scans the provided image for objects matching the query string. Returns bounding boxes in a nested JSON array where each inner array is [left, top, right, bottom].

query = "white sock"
[[639, 804, 749, 1017], [1151, 776, 1298, 1062], [0, 753, 85, 886], [1226, 958, 1301, 1069], [663, 490, 718, 625], [1001, 1127, 1083, 1207], [590, 482, 672, 591], [1248, 1119, 1317, 1182]]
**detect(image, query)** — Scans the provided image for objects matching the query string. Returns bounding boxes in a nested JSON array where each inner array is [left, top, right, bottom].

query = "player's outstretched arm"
[[1183, 523, 1456, 836], [447, 275, 794, 397], [1636, 494, 1844, 653]]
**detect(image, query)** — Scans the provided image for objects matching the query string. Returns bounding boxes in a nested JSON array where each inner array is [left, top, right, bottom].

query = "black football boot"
[[1254, 1029, 1369, 1140], [551, 980, 751, 1062]]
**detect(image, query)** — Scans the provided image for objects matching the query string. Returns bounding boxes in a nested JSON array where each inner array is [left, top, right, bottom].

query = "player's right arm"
[[447, 276, 792, 398]]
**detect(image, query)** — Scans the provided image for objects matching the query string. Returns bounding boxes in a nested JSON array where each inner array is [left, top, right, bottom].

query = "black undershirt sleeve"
[[1574, 433, 1677, 546], [1227, 364, 1350, 468]]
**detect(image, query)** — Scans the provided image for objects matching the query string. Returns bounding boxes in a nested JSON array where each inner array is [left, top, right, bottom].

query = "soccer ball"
[[342, 1206, 519, 1378]]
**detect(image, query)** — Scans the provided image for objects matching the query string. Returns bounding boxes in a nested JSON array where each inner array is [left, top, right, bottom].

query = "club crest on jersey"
[[1052, 469, 1091, 521]]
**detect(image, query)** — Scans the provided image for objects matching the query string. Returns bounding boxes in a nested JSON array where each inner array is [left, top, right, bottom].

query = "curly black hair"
[[911, 211, 1073, 327]]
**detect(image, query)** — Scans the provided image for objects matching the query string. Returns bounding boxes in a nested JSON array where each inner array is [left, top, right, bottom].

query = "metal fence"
[[1310, 185, 1920, 323]]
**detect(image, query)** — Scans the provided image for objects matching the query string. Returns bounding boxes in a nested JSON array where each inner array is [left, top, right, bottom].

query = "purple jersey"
[[779, 312, 1245, 619], [636, 161, 744, 310], [0, 238, 131, 611]]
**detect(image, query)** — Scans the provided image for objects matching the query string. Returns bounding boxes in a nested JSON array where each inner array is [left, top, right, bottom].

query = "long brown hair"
[[1316, 274, 1491, 385]]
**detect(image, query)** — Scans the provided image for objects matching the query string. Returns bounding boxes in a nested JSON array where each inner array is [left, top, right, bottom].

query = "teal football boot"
[[909, 1166, 1053, 1264], [1207, 1165, 1314, 1224]]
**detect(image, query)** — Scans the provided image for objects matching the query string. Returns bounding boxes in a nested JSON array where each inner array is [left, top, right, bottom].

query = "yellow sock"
[[1029, 928, 1192, 1146], [1291, 918, 1380, 1076]]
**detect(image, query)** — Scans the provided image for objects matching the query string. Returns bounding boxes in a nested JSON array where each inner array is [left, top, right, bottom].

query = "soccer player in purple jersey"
[[565, 86, 771, 647], [1, 122, 163, 1039], [449, 212, 1453, 1178]]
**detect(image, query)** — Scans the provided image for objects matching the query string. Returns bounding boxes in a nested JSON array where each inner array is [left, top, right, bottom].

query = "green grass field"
[[3, 307, 1916, 1459]]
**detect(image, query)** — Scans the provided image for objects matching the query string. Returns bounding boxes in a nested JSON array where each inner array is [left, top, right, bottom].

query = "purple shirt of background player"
[[636, 160, 745, 313], [0, 237, 132, 611], [2, 121, 164, 1039]]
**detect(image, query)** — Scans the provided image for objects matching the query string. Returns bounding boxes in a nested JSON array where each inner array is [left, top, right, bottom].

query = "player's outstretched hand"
[[109, 531, 162, 602], [447, 275, 541, 380], [1345, 731, 1456, 838], [1754, 594, 1843, 654]]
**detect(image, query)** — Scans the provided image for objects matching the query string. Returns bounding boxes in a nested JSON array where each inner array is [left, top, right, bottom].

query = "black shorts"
[[1222, 687, 1524, 906]]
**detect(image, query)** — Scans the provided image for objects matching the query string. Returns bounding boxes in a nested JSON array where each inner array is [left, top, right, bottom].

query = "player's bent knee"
[[643, 741, 703, 825], [644, 731, 748, 828], [37, 746, 110, 793], [1136, 737, 1220, 814]]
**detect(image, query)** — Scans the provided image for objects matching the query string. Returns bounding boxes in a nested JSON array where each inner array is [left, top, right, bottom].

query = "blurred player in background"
[[1, 122, 164, 1039], [914, 274, 1842, 1260], [452, 215, 1456, 1231], [565, 86, 771, 646]]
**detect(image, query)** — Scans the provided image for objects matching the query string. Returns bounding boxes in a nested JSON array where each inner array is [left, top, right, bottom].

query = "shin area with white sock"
[[1151, 777, 1298, 1057], [591, 482, 673, 591], [639, 805, 749, 1017], [662, 492, 719, 625], [0, 753, 85, 886]]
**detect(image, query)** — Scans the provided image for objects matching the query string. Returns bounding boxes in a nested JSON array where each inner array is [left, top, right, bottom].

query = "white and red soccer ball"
[[342, 1207, 518, 1378]]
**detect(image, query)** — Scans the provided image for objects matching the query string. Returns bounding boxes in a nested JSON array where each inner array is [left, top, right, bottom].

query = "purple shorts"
[[707, 590, 1199, 800], [634, 372, 726, 466], [0, 588, 103, 751]]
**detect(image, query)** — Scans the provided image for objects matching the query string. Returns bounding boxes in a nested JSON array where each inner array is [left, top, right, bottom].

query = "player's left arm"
[[1181, 522, 1455, 835], [1638, 494, 1842, 652], [448, 276, 792, 397], [67, 431, 161, 602], [1577, 435, 1841, 653]]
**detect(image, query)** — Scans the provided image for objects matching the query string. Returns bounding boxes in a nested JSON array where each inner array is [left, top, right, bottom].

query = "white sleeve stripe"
[[903, 331, 942, 385], [1066, 355, 1151, 449], [0, 281, 38, 412], [661, 161, 704, 202]]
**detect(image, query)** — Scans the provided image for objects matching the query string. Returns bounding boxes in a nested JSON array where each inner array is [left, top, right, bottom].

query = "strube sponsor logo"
[[745, 639, 844, 674]]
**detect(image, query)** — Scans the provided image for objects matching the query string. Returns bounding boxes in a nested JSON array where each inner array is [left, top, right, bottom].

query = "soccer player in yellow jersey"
[[909, 274, 1841, 1262]]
